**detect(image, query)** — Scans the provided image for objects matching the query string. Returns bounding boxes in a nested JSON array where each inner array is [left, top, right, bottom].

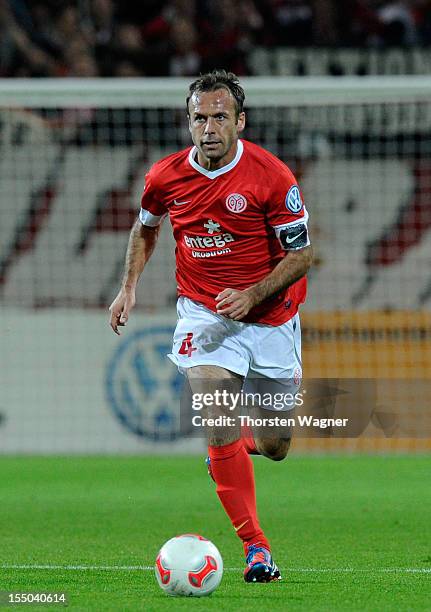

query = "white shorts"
[[168, 297, 302, 411]]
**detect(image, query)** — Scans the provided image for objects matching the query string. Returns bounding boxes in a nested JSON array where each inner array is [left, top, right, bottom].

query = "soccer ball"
[[155, 534, 223, 597]]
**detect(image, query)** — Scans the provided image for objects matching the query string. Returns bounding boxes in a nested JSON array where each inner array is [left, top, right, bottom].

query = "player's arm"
[[109, 218, 160, 335], [217, 179, 312, 320], [216, 245, 312, 320]]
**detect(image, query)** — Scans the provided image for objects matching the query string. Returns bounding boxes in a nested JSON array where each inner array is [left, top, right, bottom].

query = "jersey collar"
[[188, 139, 244, 180]]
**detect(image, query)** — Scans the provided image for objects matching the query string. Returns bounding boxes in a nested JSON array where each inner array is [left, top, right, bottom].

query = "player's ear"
[[237, 112, 246, 133], [187, 113, 192, 133]]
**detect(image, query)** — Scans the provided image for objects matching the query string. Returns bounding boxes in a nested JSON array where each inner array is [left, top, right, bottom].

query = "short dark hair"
[[186, 69, 245, 119]]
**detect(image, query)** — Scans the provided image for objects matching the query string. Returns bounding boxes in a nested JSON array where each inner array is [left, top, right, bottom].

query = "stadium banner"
[[1, 308, 430, 454], [251, 47, 431, 76], [0, 308, 205, 454]]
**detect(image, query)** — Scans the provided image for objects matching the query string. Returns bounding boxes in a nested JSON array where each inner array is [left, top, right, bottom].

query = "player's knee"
[[258, 438, 291, 461], [268, 447, 289, 462]]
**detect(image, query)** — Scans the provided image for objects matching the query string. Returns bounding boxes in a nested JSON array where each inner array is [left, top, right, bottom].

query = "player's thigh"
[[187, 365, 243, 446], [187, 364, 242, 381]]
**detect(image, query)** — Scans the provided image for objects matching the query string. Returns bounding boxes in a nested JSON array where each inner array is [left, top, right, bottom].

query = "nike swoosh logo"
[[173, 199, 191, 206], [234, 520, 249, 532], [285, 230, 305, 244]]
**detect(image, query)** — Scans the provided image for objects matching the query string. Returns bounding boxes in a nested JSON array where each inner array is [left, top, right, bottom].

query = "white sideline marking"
[[0, 564, 430, 574]]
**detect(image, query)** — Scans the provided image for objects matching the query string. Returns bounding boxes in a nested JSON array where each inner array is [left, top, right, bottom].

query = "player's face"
[[188, 89, 245, 170]]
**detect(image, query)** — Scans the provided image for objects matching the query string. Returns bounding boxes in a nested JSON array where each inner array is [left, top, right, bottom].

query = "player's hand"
[[215, 287, 258, 321], [109, 288, 136, 335]]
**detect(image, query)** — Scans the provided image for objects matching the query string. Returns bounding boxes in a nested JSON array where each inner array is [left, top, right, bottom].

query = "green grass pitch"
[[0, 455, 430, 611]]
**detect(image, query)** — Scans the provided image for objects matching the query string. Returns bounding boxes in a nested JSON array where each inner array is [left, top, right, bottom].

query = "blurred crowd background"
[[1, 0, 431, 78]]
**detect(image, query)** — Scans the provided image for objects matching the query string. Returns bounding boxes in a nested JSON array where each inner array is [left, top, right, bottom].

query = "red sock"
[[208, 439, 270, 554], [241, 423, 259, 455]]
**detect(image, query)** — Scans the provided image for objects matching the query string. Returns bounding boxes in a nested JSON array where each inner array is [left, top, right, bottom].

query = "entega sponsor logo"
[[184, 233, 235, 249]]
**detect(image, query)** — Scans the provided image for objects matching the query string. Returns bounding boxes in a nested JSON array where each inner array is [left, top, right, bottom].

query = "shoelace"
[[247, 547, 270, 566]]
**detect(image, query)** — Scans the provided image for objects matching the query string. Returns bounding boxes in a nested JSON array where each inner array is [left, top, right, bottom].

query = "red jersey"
[[140, 139, 310, 326]]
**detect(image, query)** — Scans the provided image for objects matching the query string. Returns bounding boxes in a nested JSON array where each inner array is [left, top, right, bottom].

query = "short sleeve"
[[266, 166, 311, 251], [139, 168, 168, 227]]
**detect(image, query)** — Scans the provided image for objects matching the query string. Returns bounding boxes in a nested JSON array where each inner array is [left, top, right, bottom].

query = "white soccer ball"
[[155, 534, 223, 597]]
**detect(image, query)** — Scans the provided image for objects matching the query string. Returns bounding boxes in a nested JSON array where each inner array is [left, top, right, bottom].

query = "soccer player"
[[109, 70, 313, 583]]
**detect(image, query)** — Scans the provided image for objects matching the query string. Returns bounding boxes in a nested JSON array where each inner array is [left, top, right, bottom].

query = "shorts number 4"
[[178, 332, 197, 357]]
